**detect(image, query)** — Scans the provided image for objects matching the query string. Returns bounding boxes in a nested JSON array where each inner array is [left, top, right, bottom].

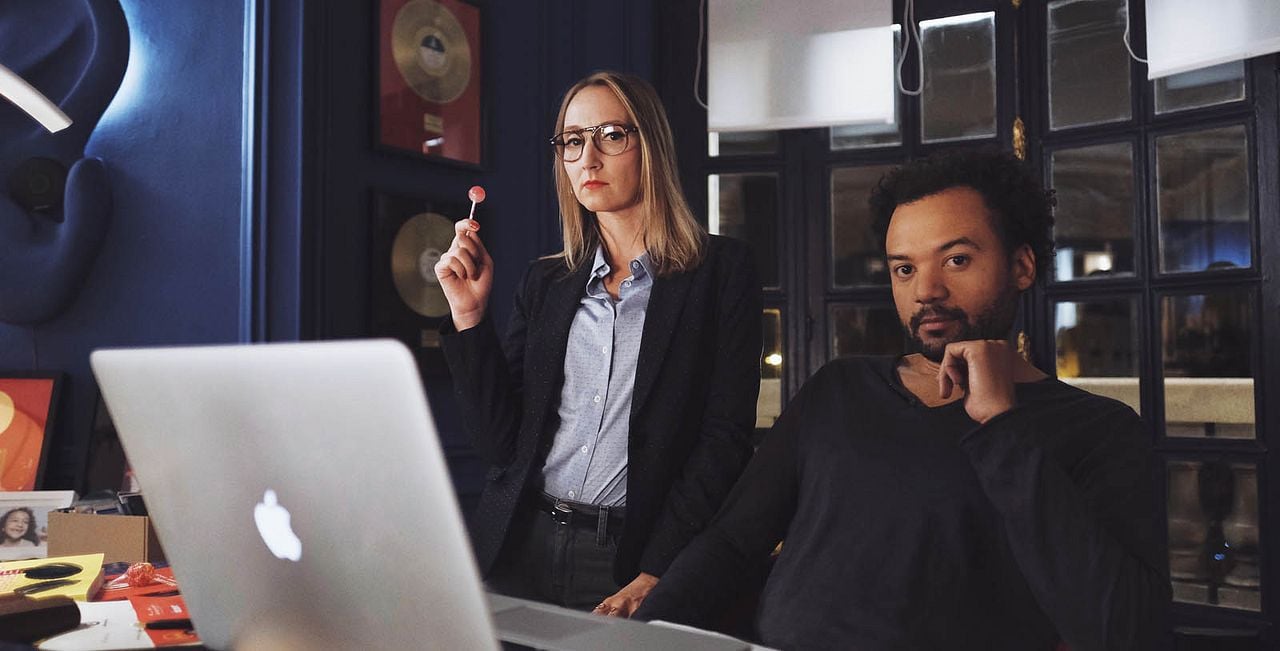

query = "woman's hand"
[[592, 572, 658, 618], [434, 218, 494, 331]]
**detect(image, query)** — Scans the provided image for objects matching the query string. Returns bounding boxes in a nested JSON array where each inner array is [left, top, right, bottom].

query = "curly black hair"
[[868, 148, 1056, 284]]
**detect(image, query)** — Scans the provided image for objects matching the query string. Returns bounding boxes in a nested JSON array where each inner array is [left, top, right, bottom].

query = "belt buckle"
[[551, 501, 573, 525]]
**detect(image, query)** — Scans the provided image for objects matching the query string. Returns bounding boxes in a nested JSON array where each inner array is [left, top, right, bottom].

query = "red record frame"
[[376, 0, 483, 167]]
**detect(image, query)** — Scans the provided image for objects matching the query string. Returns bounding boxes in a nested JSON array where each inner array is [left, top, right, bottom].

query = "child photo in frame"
[[0, 491, 75, 561]]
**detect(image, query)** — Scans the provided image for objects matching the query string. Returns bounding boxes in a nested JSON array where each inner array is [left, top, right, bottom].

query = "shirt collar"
[[585, 246, 653, 294]]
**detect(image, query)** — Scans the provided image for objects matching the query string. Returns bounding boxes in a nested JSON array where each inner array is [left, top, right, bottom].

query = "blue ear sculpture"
[[0, 0, 129, 325]]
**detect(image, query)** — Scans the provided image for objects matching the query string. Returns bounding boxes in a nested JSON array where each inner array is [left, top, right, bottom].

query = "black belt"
[[528, 492, 626, 545]]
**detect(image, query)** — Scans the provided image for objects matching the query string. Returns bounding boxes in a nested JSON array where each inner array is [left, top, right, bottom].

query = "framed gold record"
[[391, 0, 471, 104], [390, 211, 452, 318], [377, 0, 483, 167], [371, 191, 466, 371]]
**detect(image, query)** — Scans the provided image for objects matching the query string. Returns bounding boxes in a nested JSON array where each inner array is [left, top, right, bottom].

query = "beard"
[[904, 283, 1020, 363]]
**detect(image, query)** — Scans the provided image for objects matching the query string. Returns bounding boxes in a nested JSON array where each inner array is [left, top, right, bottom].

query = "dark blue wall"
[[0, 1, 248, 488], [0, 0, 654, 500]]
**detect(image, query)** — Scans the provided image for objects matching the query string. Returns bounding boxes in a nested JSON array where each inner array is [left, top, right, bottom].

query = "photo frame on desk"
[[370, 191, 468, 375], [0, 373, 63, 492], [376, 0, 484, 168], [0, 490, 76, 561]]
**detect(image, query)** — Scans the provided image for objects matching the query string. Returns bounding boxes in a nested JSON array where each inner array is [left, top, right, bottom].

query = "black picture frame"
[[0, 371, 64, 491], [370, 190, 467, 375]]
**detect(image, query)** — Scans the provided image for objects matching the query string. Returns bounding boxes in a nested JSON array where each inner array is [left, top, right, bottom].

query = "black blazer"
[[441, 235, 762, 584]]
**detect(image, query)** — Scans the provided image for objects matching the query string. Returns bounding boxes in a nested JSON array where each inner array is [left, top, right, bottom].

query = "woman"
[[436, 71, 761, 617], [1, 507, 39, 547]]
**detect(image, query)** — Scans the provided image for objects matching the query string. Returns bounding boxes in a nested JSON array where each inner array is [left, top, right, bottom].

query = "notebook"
[[91, 339, 748, 651]]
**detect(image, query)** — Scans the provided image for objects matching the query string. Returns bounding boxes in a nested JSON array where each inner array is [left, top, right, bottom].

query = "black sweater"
[[635, 356, 1170, 651]]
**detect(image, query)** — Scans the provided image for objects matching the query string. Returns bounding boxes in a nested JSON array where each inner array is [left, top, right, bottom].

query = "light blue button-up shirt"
[[541, 246, 653, 507]]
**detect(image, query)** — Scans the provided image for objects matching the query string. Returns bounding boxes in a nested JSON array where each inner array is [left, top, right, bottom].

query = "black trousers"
[[485, 501, 622, 610]]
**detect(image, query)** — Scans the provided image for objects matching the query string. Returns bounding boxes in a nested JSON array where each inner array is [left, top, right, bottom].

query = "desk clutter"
[[1, 557, 199, 648], [0, 491, 195, 649]]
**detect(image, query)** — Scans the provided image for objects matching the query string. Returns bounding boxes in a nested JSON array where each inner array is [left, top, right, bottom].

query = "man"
[[634, 150, 1170, 650]]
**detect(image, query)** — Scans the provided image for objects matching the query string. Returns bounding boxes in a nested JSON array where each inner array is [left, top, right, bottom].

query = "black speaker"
[[7, 157, 67, 216]]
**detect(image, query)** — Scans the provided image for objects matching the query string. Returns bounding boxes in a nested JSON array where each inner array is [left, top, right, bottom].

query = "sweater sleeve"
[[959, 397, 1171, 651], [633, 360, 824, 626], [439, 266, 533, 468]]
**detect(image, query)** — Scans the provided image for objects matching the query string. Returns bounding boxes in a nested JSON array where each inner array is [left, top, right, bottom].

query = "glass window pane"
[[709, 130, 779, 157], [920, 12, 997, 143], [1047, 0, 1133, 130], [708, 173, 780, 289], [1168, 460, 1261, 611], [830, 120, 902, 151], [1155, 61, 1246, 114], [1162, 291, 1255, 439], [831, 165, 894, 288], [759, 308, 783, 428], [1054, 141, 1136, 278], [830, 305, 905, 357], [831, 27, 903, 150], [1054, 299, 1140, 413], [1050, 143, 1136, 281], [1156, 125, 1252, 273]]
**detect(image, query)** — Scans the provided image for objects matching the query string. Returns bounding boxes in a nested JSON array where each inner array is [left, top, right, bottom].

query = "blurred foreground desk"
[[489, 593, 773, 651], [32, 593, 768, 651]]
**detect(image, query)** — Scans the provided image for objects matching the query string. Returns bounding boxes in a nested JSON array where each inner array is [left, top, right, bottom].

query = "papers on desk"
[[38, 601, 152, 650], [37, 598, 199, 650]]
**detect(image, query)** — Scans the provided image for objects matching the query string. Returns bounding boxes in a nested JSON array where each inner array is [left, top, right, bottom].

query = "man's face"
[[884, 186, 1035, 363]]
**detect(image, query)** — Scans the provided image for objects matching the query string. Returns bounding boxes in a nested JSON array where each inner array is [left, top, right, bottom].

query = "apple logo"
[[254, 489, 302, 562]]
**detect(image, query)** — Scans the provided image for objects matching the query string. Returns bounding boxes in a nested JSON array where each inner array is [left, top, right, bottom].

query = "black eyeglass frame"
[[548, 123, 640, 162]]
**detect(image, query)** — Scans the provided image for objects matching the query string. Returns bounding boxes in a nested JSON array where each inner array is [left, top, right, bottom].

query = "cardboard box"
[[47, 511, 165, 565]]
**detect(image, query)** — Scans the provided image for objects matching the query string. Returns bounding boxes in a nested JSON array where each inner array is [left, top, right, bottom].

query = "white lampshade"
[[0, 63, 73, 133], [708, 0, 895, 132], [1145, 0, 1280, 79]]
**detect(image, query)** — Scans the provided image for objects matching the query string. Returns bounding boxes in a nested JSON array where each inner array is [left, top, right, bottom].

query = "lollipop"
[[467, 185, 486, 221]]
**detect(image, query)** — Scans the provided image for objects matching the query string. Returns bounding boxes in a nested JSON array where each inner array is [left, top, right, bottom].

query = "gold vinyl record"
[[392, 0, 472, 104], [391, 212, 453, 318]]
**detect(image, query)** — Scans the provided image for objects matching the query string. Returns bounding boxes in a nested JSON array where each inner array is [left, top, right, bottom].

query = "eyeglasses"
[[549, 123, 639, 162]]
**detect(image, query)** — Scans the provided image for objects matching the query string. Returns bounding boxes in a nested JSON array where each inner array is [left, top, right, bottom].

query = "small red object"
[[468, 185, 486, 203], [126, 562, 158, 586]]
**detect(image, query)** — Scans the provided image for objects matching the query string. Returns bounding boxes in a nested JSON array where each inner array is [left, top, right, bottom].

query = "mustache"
[[909, 305, 968, 333]]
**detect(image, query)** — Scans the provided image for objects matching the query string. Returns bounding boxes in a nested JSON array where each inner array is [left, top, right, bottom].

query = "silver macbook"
[[91, 340, 750, 651]]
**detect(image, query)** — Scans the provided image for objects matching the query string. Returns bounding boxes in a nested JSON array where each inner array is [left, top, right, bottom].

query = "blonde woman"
[[437, 71, 761, 617]]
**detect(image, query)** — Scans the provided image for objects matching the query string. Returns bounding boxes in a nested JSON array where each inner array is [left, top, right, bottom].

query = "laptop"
[[91, 340, 750, 651]]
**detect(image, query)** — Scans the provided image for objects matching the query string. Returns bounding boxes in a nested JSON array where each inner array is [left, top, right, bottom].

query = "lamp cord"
[[896, 0, 924, 96], [694, 0, 710, 110], [1122, 1, 1149, 64]]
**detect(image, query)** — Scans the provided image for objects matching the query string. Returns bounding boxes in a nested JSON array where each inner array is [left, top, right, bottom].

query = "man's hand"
[[592, 572, 659, 618], [937, 340, 1018, 424]]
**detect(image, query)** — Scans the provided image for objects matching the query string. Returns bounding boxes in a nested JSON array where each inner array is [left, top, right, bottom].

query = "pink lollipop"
[[467, 185, 486, 220]]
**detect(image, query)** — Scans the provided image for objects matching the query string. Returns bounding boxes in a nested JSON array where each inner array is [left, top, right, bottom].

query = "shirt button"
[[593, 395, 601, 403], [581, 445, 588, 453], [602, 345, 609, 354], [623, 281, 632, 288], [568, 491, 575, 498], [631, 261, 640, 269]]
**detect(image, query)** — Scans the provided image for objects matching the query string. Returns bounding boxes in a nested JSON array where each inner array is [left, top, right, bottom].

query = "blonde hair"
[[550, 71, 706, 276]]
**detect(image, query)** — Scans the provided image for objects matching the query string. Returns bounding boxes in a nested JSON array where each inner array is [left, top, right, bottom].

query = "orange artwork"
[[0, 378, 56, 491]]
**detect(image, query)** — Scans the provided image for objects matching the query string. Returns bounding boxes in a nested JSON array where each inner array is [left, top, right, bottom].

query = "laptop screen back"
[[91, 340, 499, 650]]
